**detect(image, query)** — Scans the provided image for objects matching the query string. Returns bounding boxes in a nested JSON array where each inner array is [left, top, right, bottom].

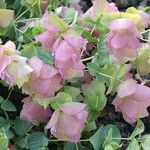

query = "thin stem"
[[49, 139, 89, 142], [141, 28, 150, 34], [79, 139, 89, 142], [81, 56, 95, 62], [15, 1, 38, 21], [76, 144, 79, 150], [5, 88, 13, 101], [113, 138, 131, 141], [140, 38, 150, 42], [38, 0, 42, 16], [16, 6, 23, 17], [16, 18, 39, 23], [97, 71, 124, 83]]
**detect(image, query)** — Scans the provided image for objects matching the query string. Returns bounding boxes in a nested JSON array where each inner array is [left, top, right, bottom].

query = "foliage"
[[0, 0, 150, 149]]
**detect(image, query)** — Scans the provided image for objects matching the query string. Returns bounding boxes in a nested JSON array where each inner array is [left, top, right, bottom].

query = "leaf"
[[43, 92, 72, 109], [1, 100, 16, 112], [0, 9, 14, 27], [141, 135, 150, 150], [82, 79, 106, 111], [84, 121, 97, 131], [104, 145, 114, 150], [64, 142, 84, 150], [26, 132, 49, 149], [90, 125, 121, 150], [87, 109, 100, 122], [126, 138, 140, 150], [106, 64, 126, 94], [36, 46, 54, 65], [15, 136, 27, 149], [0, 134, 8, 150], [0, 0, 6, 8], [14, 118, 33, 135], [103, 129, 120, 150], [63, 86, 82, 102], [130, 120, 145, 139], [0, 96, 4, 104], [0, 117, 10, 130], [135, 47, 150, 75], [63, 8, 78, 25], [50, 92, 72, 110], [5, 130, 14, 139], [21, 43, 37, 58], [49, 12, 69, 32], [96, 33, 109, 66]]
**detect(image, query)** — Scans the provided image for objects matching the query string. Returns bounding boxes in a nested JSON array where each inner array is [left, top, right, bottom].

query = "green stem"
[[14, 1, 38, 21], [112, 138, 131, 141], [141, 28, 150, 34], [5, 88, 13, 101], [16, 18, 39, 23], [97, 71, 124, 83], [49, 139, 89, 142], [81, 56, 95, 62], [140, 38, 150, 42]]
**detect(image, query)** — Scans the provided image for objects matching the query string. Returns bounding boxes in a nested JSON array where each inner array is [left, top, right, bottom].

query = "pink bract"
[[46, 102, 88, 142], [55, 40, 85, 80], [106, 18, 142, 63], [23, 56, 62, 98], [112, 79, 150, 124], [35, 25, 59, 52], [20, 97, 52, 125]]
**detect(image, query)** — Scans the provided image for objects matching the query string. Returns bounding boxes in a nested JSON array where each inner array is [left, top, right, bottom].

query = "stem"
[[38, 0, 42, 16], [49, 139, 89, 142], [113, 138, 131, 141], [16, 18, 39, 23], [81, 56, 95, 62], [141, 28, 150, 34], [97, 71, 124, 83], [5, 88, 13, 101], [80, 139, 89, 142], [140, 38, 150, 42], [14, 1, 38, 21]]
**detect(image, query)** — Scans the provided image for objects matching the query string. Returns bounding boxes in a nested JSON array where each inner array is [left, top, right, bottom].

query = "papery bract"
[[23, 56, 62, 98], [55, 40, 85, 80], [35, 25, 59, 52], [0, 9, 14, 27], [112, 79, 150, 124], [6, 55, 33, 88], [83, 0, 118, 18], [136, 44, 150, 75], [20, 97, 51, 125], [126, 7, 150, 31], [0, 41, 17, 75], [46, 102, 88, 142], [106, 18, 142, 63]]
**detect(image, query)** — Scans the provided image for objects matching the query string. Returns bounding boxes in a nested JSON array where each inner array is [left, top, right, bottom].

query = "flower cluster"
[[112, 79, 150, 124], [0, 0, 150, 147], [0, 41, 32, 87]]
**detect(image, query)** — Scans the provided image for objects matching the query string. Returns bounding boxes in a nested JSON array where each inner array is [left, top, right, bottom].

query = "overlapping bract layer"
[[113, 79, 150, 124], [46, 102, 88, 142]]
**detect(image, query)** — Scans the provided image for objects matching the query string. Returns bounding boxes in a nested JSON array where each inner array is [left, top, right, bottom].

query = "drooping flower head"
[[0, 41, 17, 75], [23, 56, 62, 98], [0, 41, 32, 87], [0, 9, 14, 28], [83, 0, 118, 18], [55, 40, 85, 80], [20, 97, 52, 125], [6, 55, 33, 88], [46, 102, 88, 142], [106, 18, 142, 63], [112, 79, 150, 124]]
